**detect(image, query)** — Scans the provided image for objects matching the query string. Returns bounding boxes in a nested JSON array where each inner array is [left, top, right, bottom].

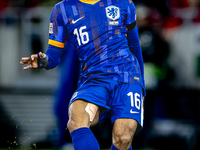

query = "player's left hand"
[[20, 52, 45, 70]]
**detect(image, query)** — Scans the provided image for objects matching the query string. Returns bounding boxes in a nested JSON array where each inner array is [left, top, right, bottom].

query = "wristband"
[[37, 53, 49, 69]]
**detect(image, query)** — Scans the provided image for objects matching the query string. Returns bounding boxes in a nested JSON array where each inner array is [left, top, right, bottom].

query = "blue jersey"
[[46, 0, 145, 90]]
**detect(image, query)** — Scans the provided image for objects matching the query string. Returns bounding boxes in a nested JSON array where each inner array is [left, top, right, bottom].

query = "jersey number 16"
[[73, 26, 89, 46]]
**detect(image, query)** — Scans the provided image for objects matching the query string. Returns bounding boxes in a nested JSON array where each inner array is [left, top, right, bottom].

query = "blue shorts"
[[69, 78, 144, 126]]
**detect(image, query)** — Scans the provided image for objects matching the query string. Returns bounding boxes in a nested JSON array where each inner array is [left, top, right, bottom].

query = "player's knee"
[[113, 132, 132, 148], [67, 119, 77, 133]]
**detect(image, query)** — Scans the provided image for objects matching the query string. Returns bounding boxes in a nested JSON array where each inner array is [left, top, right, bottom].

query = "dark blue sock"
[[70, 127, 100, 150], [111, 144, 132, 150]]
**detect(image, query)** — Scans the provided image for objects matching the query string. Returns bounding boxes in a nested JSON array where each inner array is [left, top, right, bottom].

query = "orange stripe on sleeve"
[[48, 39, 65, 48]]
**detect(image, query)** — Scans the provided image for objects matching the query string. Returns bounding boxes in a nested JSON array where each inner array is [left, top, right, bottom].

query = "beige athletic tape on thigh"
[[85, 103, 98, 122]]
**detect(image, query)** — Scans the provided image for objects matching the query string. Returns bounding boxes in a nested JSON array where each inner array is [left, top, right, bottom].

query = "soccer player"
[[20, 0, 145, 149]]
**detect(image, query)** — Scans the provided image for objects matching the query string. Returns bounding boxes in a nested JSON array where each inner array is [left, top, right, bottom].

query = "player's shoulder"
[[54, 0, 75, 7], [51, 1, 65, 9], [116, 0, 134, 6], [52, 0, 75, 14], [54, 0, 65, 8]]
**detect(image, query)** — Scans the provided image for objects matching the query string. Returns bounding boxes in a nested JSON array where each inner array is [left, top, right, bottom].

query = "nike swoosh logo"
[[130, 109, 139, 114], [72, 16, 84, 24]]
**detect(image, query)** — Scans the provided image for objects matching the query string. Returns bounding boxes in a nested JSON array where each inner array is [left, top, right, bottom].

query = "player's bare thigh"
[[67, 100, 100, 133], [112, 118, 138, 150]]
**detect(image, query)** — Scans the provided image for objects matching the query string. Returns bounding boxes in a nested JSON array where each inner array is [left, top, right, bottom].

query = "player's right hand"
[[20, 52, 47, 70], [20, 54, 38, 70]]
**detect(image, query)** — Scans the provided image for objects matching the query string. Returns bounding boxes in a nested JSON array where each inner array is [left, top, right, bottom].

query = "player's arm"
[[125, 1, 145, 92], [127, 26, 146, 95], [127, 24, 144, 87], [20, 3, 67, 70], [45, 3, 67, 69]]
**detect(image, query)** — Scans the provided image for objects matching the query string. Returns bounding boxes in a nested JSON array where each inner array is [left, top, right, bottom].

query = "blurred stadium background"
[[0, 0, 200, 149]]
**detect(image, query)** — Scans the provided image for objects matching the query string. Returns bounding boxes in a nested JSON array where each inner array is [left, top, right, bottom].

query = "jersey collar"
[[79, 0, 101, 5]]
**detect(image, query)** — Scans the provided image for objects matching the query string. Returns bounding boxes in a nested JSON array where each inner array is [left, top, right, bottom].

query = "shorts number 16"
[[127, 92, 140, 110]]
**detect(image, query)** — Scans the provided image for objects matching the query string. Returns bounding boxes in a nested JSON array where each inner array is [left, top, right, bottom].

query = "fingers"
[[20, 54, 38, 63], [20, 54, 38, 70], [39, 52, 45, 58], [23, 65, 33, 70], [21, 57, 31, 62], [20, 57, 31, 64], [31, 54, 38, 61], [21, 57, 31, 61]]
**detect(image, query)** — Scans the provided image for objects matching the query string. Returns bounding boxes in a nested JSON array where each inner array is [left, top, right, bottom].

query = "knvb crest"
[[105, 5, 120, 20]]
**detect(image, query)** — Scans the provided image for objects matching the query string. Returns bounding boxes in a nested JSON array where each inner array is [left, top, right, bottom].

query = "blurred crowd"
[[0, 0, 200, 149], [133, 0, 200, 149], [135, 0, 200, 90], [0, 0, 59, 9]]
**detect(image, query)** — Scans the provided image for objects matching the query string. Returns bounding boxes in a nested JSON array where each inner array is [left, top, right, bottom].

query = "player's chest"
[[65, 2, 126, 34]]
